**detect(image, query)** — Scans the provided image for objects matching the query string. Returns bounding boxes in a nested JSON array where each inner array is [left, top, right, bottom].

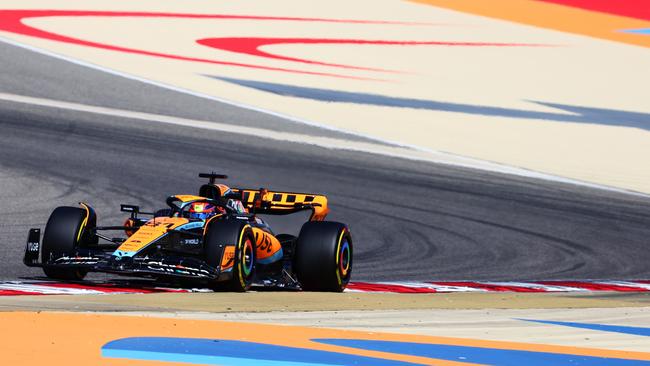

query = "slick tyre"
[[41, 207, 90, 280], [294, 221, 352, 292], [204, 220, 255, 292]]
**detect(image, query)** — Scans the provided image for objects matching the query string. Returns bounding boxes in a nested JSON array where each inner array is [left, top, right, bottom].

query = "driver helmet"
[[188, 201, 218, 220]]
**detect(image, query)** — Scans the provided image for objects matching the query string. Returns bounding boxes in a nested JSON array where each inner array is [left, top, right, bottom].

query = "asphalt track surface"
[[1, 40, 650, 282]]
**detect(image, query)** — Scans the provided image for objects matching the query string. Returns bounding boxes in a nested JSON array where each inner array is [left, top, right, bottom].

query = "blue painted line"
[[313, 339, 650, 366], [102, 337, 423, 366], [620, 28, 650, 35], [209, 76, 650, 131], [103, 349, 338, 366], [519, 319, 650, 337]]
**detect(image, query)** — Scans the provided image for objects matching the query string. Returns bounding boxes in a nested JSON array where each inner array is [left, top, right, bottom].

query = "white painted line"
[[0, 35, 647, 198], [0, 91, 434, 157], [479, 281, 588, 292], [367, 281, 487, 292], [593, 281, 650, 291], [0, 35, 387, 144]]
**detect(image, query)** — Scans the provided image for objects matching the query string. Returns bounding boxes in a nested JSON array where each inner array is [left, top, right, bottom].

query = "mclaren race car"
[[23, 173, 353, 292]]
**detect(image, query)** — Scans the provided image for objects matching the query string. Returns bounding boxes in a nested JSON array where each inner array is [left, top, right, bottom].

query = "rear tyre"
[[204, 220, 255, 292], [294, 221, 352, 292], [41, 207, 90, 280]]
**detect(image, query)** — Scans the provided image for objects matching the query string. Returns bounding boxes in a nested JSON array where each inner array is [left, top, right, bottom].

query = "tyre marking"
[[242, 238, 254, 277], [77, 202, 91, 243], [334, 229, 348, 286], [339, 240, 351, 277], [237, 225, 253, 288]]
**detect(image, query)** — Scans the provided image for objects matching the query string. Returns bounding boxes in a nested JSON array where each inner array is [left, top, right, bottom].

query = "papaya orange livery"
[[115, 217, 188, 256], [252, 227, 283, 265], [234, 188, 329, 221], [220, 246, 235, 271]]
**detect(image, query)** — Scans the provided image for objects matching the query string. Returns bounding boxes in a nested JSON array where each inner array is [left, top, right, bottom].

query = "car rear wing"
[[231, 188, 329, 221]]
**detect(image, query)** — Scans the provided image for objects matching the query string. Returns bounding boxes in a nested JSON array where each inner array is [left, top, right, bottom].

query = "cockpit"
[[165, 195, 245, 221]]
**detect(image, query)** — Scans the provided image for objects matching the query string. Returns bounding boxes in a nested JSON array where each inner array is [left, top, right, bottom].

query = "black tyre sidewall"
[[204, 220, 256, 291], [294, 221, 352, 292], [42, 206, 89, 280]]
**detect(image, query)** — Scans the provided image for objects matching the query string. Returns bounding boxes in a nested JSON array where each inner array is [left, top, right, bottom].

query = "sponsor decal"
[[53, 256, 100, 265], [181, 238, 200, 245], [145, 261, 211, 276], [226, 199, 246, 214], [256, 232, 273, 253], [177, 221, 204, 230]]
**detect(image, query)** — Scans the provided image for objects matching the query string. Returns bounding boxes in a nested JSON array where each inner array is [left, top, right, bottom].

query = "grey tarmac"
[[1, 40, 650, 283]]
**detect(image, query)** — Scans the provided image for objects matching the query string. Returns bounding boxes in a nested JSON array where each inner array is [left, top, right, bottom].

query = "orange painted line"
[[0, 312, 470, 366], [2, 312, 650, 366], [409, 0, 650, 48]]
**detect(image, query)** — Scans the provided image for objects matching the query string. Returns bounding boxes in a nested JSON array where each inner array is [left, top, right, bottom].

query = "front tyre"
[[294, 221, 352, 292], [204, 220, 255, 292], [41, 206, 91, 280]]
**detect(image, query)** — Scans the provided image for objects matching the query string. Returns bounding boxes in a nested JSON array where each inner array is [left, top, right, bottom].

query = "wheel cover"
[[242, 237, 254, 278], [338, 239, 351, 278]]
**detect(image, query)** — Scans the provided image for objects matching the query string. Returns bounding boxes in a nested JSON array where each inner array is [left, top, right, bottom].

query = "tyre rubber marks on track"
[[1, 280, 650, 296]]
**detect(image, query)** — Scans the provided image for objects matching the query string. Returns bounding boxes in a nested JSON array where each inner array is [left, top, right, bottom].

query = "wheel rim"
[[339, 239, 351, 278], [242, 237, 254, 278]]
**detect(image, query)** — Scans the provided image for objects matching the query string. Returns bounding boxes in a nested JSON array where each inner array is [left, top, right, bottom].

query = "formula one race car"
[[23, 173, 353, 292]]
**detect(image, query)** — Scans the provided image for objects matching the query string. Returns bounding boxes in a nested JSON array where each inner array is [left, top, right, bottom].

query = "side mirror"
[[120, 204, 140, 218]]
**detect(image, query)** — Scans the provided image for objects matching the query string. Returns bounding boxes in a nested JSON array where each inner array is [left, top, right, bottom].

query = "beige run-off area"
[[1, 0, 649, 193]]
